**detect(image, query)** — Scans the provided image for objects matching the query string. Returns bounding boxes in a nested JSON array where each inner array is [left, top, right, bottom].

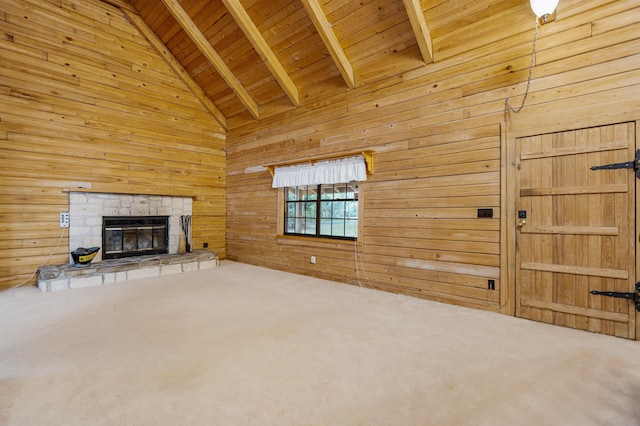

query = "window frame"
[[276, 182, 364, 248], [283, 182, 359, 241]]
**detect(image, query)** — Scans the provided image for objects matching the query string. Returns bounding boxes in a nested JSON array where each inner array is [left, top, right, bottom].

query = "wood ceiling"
[[106, 0, 529, 128]]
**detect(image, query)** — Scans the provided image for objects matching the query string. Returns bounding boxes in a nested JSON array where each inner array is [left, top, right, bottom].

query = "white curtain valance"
[[271, 155, 367, 188]]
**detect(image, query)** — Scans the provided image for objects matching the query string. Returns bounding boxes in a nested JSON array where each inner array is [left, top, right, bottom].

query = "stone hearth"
[[38, 251, 218, 292]]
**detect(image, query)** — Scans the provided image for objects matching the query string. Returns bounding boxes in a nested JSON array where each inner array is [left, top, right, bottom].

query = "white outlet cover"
[[60, 212, 70, 228]]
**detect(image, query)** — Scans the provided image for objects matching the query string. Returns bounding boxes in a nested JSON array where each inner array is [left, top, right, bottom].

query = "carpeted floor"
[[1, 260, 639, 425]]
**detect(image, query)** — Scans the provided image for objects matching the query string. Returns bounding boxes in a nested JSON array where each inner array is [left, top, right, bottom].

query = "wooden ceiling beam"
[[161, 0, 260, 119], [120, 8, 227, 129], [403, 0, 434, 64], [299, 0, 356, 90], [220, 0, 300, 107]]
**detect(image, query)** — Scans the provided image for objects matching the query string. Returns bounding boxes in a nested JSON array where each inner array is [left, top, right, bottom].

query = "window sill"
[[276, 235, 360, 250]]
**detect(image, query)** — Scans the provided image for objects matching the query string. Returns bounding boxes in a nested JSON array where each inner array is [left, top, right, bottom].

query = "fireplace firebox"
[[102, 216, 169, 260]]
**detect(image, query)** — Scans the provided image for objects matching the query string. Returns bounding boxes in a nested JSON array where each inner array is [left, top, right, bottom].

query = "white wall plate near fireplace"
[[60, 212, 70, 228]]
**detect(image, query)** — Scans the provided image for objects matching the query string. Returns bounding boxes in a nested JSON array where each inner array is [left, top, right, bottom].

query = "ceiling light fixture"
[[530, 0, 559, 24]]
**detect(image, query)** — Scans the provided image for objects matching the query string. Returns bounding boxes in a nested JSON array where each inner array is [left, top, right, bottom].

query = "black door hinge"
[[590, 282, 640, 312], [591, 149, 640, 179]]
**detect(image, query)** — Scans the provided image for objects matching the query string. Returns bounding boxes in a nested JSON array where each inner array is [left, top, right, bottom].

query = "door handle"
[[518, 219, 527, 227]]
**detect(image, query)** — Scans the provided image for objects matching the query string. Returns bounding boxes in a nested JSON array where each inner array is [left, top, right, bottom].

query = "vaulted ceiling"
[[106, 0, 530, 128]]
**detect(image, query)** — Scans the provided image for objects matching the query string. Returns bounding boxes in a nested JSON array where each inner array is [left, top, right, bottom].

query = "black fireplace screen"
[[102, 216, 169, 260]]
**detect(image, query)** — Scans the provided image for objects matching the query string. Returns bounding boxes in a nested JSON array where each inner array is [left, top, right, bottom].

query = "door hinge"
[[591, 149, 640, 179], [590, 283, 640, 312]]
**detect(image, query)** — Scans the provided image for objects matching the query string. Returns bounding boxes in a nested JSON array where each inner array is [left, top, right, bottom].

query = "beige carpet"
[[1, 260, 639, 425]]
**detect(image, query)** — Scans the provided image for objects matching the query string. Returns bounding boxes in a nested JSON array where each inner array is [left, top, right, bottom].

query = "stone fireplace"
[[37, 193, 217, 293], [69, 193, 192, 263]]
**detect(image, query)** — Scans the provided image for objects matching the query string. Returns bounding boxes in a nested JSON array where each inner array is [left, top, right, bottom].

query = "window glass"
[[284, 181, 358, 240]]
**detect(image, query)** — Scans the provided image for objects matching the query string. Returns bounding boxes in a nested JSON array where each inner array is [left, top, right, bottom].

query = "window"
[[285, 181, 358, 240]]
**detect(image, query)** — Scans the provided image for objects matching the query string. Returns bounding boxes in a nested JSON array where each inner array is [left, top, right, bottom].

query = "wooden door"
[[515, 123, 637, 339]]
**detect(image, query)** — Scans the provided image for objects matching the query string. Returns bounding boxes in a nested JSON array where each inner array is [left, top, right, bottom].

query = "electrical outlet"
[[310, 256, 316, 264], [203, 242, 208, 248], [60, 212, 70, 228]]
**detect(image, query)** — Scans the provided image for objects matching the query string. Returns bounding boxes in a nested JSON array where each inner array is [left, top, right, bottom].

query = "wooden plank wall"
[[226, 0, 640, 312], [0, 0, 226, 290]]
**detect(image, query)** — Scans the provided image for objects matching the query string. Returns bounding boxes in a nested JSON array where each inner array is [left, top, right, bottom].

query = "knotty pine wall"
[[226, 1, 640, 312], [0, 0, 226, 290]]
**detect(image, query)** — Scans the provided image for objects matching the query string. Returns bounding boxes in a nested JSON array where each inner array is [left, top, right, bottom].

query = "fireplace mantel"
[[62, 187, 205, 201]]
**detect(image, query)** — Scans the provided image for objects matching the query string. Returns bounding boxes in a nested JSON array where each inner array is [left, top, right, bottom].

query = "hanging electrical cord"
[[500, 18, 543, 313], [504, 19, 540, 122], [354, 239, 363, 287], [354, 239, 373, 288], [8, 226, 67, 290], [499, 19, 538, 312]]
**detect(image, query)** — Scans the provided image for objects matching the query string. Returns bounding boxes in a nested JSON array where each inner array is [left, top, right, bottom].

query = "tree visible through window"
[[285, 181, 358, 240]]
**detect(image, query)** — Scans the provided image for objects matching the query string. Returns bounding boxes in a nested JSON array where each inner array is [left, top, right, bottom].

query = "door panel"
[[515, 123, 636, 339]]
